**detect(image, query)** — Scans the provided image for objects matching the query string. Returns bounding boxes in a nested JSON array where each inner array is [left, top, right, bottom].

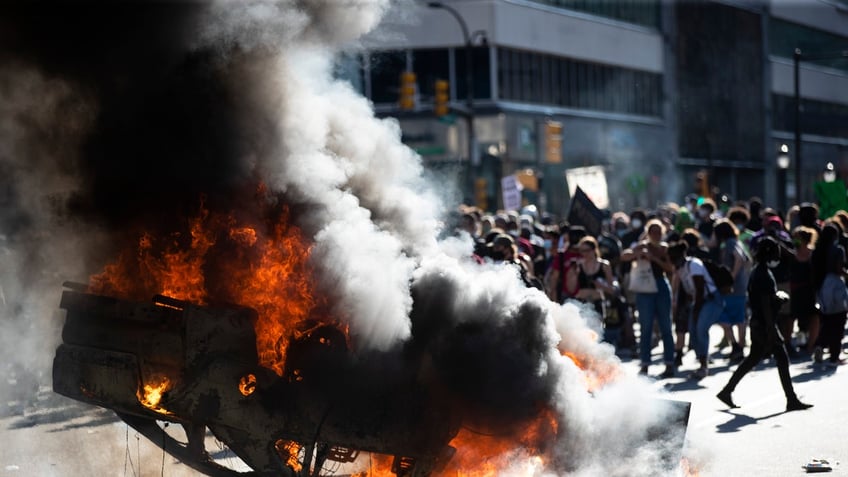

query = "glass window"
[[769, 18, 848, 72], [772, 94, 848, 138], [369, 50, 406, 104], [455, 47, 492, 101], [525, 0, 660, 29], [413, 49, 450, 100], [494, 47, 662, 116]]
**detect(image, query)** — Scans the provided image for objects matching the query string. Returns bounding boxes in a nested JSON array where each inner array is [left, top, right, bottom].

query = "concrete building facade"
[[345, 0, 848, 216]]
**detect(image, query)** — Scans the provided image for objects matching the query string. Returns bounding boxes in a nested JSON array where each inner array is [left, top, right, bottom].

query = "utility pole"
[[427, 1, 477, 204]]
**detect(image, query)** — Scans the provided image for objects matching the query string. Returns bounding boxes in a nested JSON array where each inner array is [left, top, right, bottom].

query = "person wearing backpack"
[[668, 241, 725, 379], [714, 220, 752, 363]]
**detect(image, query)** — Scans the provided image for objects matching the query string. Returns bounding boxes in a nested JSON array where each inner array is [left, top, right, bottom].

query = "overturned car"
[[52, 285, 460, 476]]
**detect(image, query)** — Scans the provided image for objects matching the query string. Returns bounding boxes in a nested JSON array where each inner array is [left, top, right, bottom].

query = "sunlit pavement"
[[620, 323, 848, 477]]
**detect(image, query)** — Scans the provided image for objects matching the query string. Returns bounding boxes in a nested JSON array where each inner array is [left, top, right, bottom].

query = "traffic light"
[[544, 120, 562, 164], [434, 79, 449, 117], [399, 71, 416, 111], [474, 178, 488, 211]]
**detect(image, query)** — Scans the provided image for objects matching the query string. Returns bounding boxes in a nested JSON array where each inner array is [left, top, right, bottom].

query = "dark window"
[[495, 47, 661, 116], [770, 18, 848, 72], [772, 94, 848, 138], [455, 46, 492, 101], [368, 47, 491, 106], [527, 0, 660, 29], [413, 49, 450, 100], [369, 50, 406, 104], [676, 3, 764, 162]]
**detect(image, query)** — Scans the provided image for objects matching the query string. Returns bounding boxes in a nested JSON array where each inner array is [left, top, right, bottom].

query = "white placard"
[[565, 166, 609, 210], [501, 175, 523, 211]]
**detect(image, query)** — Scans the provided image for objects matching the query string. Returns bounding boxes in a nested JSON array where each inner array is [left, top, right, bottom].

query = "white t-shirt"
[[678, 257, 717, 297]]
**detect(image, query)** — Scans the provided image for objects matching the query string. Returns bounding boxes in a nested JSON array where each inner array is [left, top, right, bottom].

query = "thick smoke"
[[0, 1, 692, 475]]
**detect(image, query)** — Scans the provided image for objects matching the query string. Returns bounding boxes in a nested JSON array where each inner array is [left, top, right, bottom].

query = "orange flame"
[[239, 374, 257, 396], [344, 409, 558, 477], [563, 351, 622, 392], [137, 375, 172, 415], [89, 194, 318, 375], [274, 439, 303, 472]]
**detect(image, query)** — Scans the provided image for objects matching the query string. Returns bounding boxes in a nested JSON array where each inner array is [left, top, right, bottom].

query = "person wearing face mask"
[[696, 198, 717, 244], [611, 212, 630, 240], [749, 214, 795, 346], [621, 209, 647, 251], [716, 237, 813, 412]]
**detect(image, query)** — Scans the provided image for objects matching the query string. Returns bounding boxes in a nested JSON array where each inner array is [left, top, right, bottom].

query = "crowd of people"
[[454, 196, 848, 410]]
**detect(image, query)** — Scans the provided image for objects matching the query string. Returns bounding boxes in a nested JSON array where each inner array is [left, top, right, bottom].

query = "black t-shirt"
[[747, 263, 776, 327]]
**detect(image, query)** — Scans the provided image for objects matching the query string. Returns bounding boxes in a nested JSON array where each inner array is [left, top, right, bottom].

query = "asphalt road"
[[631, 334, 848, 477]]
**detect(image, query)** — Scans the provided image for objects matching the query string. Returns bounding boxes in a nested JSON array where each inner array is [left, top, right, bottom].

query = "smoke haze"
[[0, 1, 692, 475]]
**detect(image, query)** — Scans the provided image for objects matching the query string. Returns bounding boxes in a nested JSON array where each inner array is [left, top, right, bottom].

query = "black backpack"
[[703, 259, 734, 293]]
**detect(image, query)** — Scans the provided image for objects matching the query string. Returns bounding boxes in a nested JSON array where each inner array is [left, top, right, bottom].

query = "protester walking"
[[716, 237, 813, 412]]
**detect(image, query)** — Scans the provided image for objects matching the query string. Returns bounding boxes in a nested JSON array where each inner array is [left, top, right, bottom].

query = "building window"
[[413, 49, 450, 99], [454, 47, 492, 101], [369, 50, 406, 104], [528, 0, 660, 29], [366, 48, 491, 106], [496, 47, 662, 117], [769, 18, 848, 72], [772, 94, 848, 138]]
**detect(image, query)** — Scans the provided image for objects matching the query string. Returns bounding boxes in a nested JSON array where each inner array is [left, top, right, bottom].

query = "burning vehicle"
[[53, 284, 461, 476], [52, 273, 691, 477]]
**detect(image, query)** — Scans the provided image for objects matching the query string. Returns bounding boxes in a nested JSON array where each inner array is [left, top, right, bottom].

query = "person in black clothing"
[[716, 237, 812, 412]]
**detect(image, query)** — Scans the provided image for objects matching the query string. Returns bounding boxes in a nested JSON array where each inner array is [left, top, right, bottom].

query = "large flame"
[[89, 191, 318, 374], [351, 409, 558, 477]]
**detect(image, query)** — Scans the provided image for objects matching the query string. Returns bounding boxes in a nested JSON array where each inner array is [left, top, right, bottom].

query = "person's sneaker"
[[814, 347, 824, 364], [786, 399, 813, 412], [690, 367, 708, 380], [716, 389, 738, 409], [660, 365, 675, 379], [639, 365, 649, 375]]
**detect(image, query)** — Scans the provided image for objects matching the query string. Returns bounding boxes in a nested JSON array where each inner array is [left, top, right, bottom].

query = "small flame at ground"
[[680, 456, 701, 477], [275, 439, 304, 472], [137, 375, 171, 414]]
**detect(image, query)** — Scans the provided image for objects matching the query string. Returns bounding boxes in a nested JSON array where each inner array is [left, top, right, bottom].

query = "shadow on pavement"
[[715, 409, 785, 433]]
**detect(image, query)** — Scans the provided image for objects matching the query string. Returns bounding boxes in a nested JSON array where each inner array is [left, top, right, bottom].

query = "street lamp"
[[824, 162, 837, 183], [777, 143, 790, 212], [427, 1, 478, 204], [792, 48, 848, 204]]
